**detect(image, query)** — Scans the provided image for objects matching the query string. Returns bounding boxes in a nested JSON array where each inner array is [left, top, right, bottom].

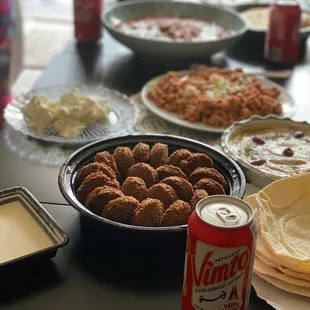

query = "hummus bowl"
[[221, 116, 310, 188]]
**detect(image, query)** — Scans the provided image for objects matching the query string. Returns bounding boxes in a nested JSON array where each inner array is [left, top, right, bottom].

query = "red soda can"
[[74, 0, 102, 43], [182, 196, 257, 310], [264, 0, 301, 63]]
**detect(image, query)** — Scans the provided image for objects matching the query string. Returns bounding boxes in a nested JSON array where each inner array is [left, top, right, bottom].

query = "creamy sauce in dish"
[[117, 16, 232, 42], [0, 201, 53, 264], [230, 127, 310, 179]]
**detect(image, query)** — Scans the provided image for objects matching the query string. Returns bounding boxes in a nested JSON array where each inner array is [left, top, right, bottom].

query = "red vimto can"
[[264, 0, 301, 63], [182, 196, 257, 310], [74, 0, 103, 43]]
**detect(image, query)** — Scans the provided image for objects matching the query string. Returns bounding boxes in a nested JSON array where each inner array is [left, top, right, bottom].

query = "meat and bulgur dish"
[[147, 66, 282, 128], [74, 142, 229, 227]]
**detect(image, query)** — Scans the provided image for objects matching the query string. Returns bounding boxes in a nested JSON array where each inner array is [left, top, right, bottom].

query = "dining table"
[[0, 15, 310, 309]]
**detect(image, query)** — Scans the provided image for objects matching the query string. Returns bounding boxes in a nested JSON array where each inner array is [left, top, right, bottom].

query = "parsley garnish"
[[244, 147, 253, 157]]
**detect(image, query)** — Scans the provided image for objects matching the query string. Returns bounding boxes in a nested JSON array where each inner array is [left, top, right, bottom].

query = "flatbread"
[[254, 256, 310, 288], [256, 230, 310, 275], [245, 194, 310, 277], [255, 271, 310, 298], [252, 273, 310, 310], [256, 251, 310, 282], [255, 173, 310, 271]]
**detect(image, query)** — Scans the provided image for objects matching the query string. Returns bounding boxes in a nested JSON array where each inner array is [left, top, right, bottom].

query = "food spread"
[[117, 16, 232, 41], [75, 142, 228, 227], [229, 126, 310, 179], [23, 88, 111, 137]]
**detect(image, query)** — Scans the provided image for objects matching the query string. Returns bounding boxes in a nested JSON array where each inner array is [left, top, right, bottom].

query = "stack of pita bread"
[[245, 173, 310, 297]]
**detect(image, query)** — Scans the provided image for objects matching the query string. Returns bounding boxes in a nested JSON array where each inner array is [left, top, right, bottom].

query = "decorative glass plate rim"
[[4, 84, 137, 145], [141, 70, 296, 133]]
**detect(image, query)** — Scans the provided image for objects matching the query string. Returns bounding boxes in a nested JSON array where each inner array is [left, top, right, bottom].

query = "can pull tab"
[[216, 207, 240, 224]]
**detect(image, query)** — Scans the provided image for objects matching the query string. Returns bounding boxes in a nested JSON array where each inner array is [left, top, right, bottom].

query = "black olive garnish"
[[283, 148, 294, 157], [251, 159, 266, 166], [252, 137, 265, 145], [294, 131, 304, 138]]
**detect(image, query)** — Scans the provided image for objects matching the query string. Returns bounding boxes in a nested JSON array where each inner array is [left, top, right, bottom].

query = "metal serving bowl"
[[59, 134, 246, 238], [102, 1, 247, 65]]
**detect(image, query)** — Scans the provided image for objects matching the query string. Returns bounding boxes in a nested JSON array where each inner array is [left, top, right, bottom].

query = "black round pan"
[[59, 134, 246, 236]]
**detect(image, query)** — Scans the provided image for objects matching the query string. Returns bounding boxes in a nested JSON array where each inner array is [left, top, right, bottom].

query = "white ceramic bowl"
[[221, 116, 310, 188], [102, 0, 247, 65]]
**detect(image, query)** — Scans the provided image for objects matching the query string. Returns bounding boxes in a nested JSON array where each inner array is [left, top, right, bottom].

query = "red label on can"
[[182, 212, 257, 310], [265, 2, 301, 63], [74, 0, 102, 42]]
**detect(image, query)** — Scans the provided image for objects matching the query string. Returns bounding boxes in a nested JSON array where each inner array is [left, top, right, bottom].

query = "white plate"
[[141, 70, 296, 133], [4, 85, 137, 145]]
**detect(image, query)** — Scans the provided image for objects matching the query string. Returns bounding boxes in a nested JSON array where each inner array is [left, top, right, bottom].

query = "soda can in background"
[[182, 196, 257, 310], [264, 0, 301, 64], [74, 0, 103, 43]]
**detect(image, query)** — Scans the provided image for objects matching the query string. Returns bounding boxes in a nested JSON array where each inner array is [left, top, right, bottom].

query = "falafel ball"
[[95, 151, 118, 173], [131, 198, 164, 227], [85, 186, 124, 215], [113, 146, 135, 178], [166, 149, 191, 167], [77, 172, 120, 203], [160, 176, 194, 202], [148, 183, 178, 209], [188, 167, 228, 190], [156, 165, 187, 180], [161, 200, 191, 226], [101, 196, 140, 224], [127, 163, 158, 188], [193, 178, 225, 195], [121, 176, 148, 202], [190, 189, 209, 210], [187, 153, 214, 171], [179, 160, 191, 176], [132, 142, 150, 163], [76, 162, 116, 186], [149, 143, 168, 168]]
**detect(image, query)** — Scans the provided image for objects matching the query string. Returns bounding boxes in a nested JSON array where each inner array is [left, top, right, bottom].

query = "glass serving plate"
[[4, 85, 137, 145]]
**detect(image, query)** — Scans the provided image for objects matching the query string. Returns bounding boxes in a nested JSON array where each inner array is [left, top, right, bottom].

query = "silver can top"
[[196, 195, 253, 229]]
